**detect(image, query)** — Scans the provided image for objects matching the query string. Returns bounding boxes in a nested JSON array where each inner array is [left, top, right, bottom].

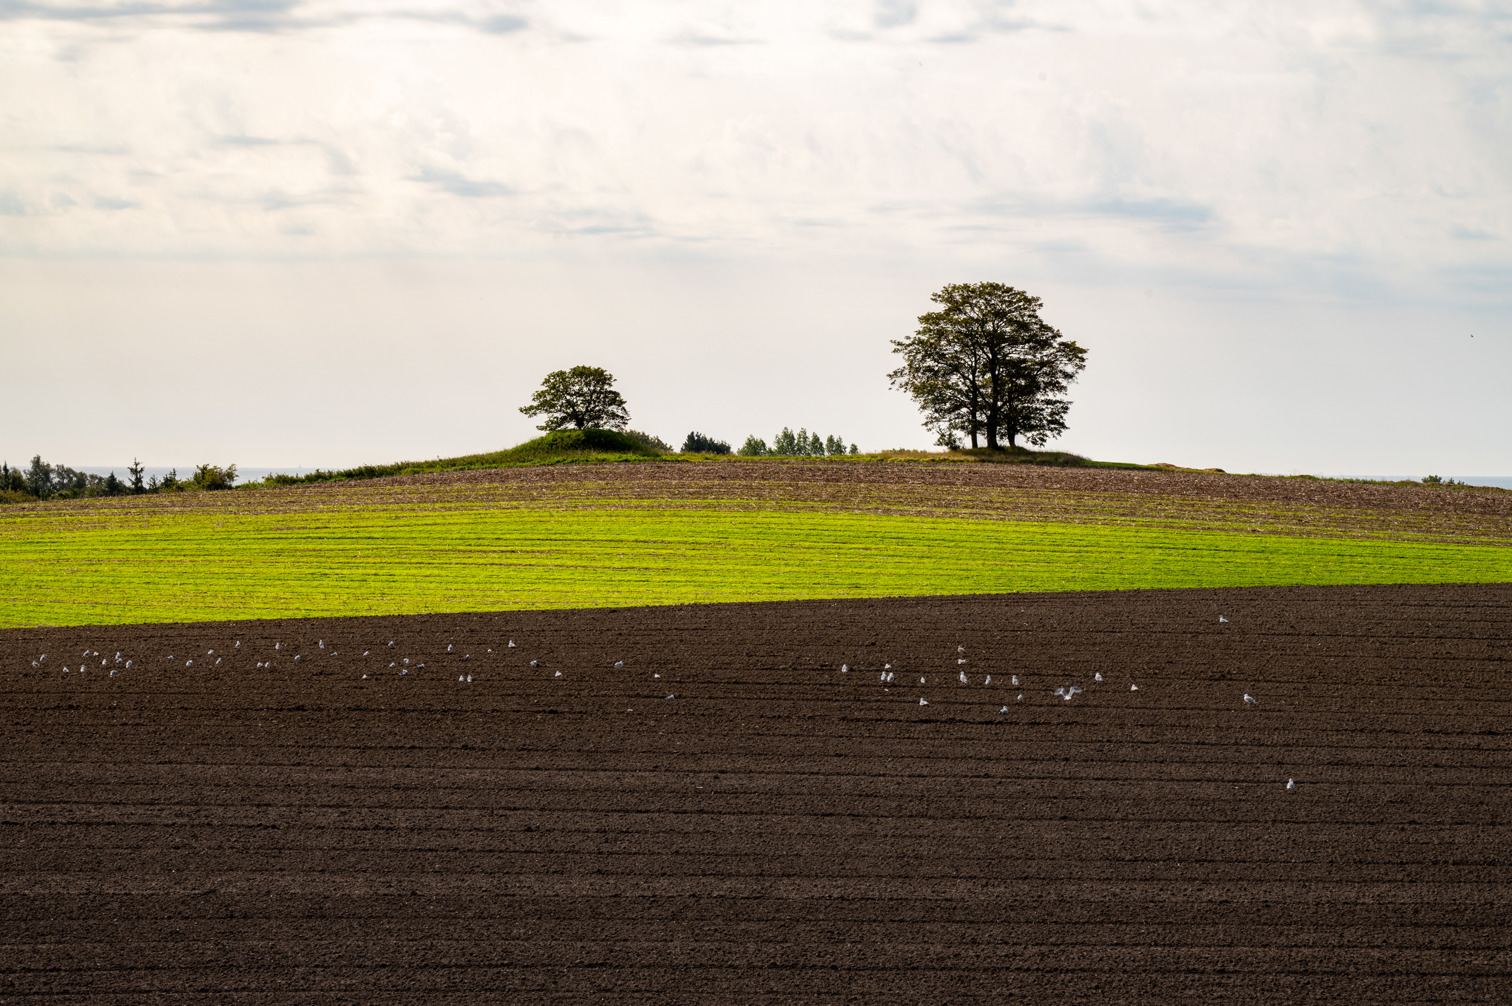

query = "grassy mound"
[[260, 429, 665, 486]]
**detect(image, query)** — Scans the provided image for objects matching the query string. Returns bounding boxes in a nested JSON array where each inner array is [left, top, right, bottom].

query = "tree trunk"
[[969, 428, 978, 449]]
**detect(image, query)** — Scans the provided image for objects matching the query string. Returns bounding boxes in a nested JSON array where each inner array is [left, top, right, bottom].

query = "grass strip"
[[2, 504, 1508, 627]]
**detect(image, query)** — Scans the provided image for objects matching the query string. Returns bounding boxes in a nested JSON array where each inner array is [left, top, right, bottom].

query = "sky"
[[2, 0, 1510, 477]]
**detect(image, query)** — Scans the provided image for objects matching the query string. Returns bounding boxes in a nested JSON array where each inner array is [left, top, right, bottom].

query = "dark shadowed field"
[[3, 584, 1510, 1003]]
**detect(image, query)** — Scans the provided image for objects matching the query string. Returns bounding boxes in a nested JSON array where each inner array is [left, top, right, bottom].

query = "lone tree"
[[889, 282, 1086, 449], [520, 365, 630, 431]]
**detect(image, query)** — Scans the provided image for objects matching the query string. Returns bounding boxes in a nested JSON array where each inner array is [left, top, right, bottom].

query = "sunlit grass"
[[2, 501, 1507, 627]]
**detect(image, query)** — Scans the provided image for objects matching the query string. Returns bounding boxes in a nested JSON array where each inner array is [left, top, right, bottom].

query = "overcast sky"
[[2, 0, 1509, 476]]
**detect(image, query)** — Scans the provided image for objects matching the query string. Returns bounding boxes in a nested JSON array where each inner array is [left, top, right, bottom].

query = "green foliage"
[[519, 365, 630, 432], [761, 427, 854, 457], [3, 496, 1508, 627], [624, 430, 673, 453], [189, 464, 238, 491], [127, 459, 145, 495], [682, 431, 731, 454], [891, 282, 1087, 449]]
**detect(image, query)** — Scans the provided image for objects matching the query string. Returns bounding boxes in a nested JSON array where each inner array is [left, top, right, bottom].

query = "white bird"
[[416, 663, 425, 669], [215, 658, 221, 665], [400, 668, 408, 675], [508, 640, 515, 648], [957, 645, 965, 653], [363, 651, 370, 656], [39, 655, 46, 663], [1219, 616, 1228, 623], [884, 663, 892, 670], [615, 661, 624, 668], [256, 662, 263, 668], [666, 694, 676, 700], [466, 674, 472, 683], [1130, 683, 1138, 691], [984, 675, 991, 685], [110, 669, 117, 677], [447, 644, 453, 652], [293, 655, 299, 662], [459, 674, 465, 681], [919, 698, 929, 706], [1286, 778, 1295, 791], [275, 643, 281, 650], [530, 660, 539, 667], [1011, 675, 1019, 686], [1017, 693, 1023, 701], [1244, 694, 1257, 705], [208, 650, 214, 656], [387, 641, 394, 648], [1000, 706, 1010, 713], [959, 671, 968, 684], [1094, 672, 1102, 682], [318, 640, 324, 649], [920, 676, 926, 684], [957, 658, 966, 665], [554, 670, 562, 677], [1054, 686, 1082, 700], [31, 661, 37, 668], [125, 661, 131, 669], [389, 662, 395, 668], [234, 641, 240, 648], [186, 660, 194, 667], [361, 674, 368, 679], [654, 673, 661, 678], [463, 654, 470, 660], [403, 658, 409, 664], [841, 664, 848, 673]]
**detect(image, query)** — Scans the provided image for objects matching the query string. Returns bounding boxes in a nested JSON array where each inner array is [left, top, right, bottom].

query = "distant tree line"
[[738, 428, 857, 457], [0, 456, 237, 503]]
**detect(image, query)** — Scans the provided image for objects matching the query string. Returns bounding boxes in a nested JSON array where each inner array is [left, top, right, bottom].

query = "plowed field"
[[4, 583, 1510, 1002]]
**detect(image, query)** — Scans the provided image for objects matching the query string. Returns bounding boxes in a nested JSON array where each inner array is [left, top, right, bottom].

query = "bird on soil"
[[1286, 779, 1295, 792], [615, 661, 624, 668], [1000, 706, 1010, 713], [841, 664, 848, 673], [1094, 672, 1102, 682], [1130, 683, 1138, 691], [984, 675, 991, 685], [1054, 686, 1082, 700], [1011, 675, 1019, 686], [959, 671, 968, 684], [919, 698, 928, 706], [1219, 616, 1229, 623], [508, 640, 515, 648], [554, 670, 562, 677], [1244, 693, 1257, 705], [530, 660, 539, 667]]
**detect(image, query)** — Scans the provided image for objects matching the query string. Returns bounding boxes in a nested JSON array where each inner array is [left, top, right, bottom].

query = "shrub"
[[189, 464, 238, 491], [738, 436, 768, 456], [624, 430, 673, 453]]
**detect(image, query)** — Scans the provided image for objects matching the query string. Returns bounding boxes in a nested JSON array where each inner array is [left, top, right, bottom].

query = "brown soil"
[[21, 460, 1511, 546], [3, 584, 1511, 1002]]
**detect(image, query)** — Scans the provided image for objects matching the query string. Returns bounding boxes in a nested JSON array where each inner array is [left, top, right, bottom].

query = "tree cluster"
[[681, 432, 731, 455], [738, 428, 857, 457], [0, 456, 238, 503], [890, 282, 1086, 449]]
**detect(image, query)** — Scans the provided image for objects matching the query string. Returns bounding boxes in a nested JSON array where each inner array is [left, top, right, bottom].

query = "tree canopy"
[[889, 282, 1086, 449], [519, 365, 630, 432]]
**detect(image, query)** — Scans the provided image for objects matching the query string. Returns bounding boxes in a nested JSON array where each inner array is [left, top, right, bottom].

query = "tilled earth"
[[3, 584, 1510, 1003]]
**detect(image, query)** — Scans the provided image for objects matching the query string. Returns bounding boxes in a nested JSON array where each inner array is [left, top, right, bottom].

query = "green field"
[[2, 492, 1508, 627]]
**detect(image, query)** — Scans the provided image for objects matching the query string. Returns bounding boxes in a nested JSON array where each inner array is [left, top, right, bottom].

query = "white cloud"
[[1, 1, 1509, 471]]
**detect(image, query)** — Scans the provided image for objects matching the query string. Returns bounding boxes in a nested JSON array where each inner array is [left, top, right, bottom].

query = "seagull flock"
[[23, 612, 1296, 790]]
